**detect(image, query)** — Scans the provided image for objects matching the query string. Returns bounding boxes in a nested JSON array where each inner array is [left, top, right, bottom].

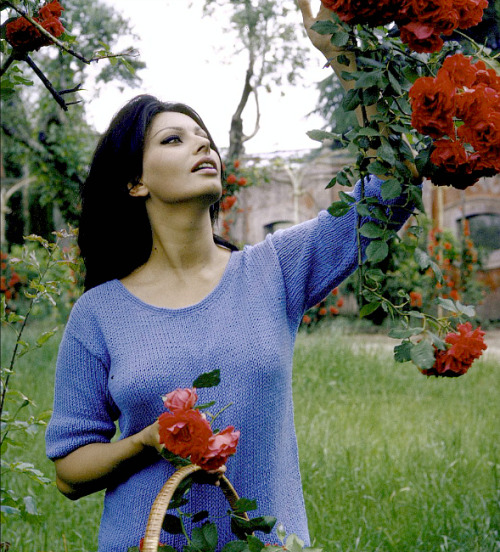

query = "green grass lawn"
[[1, 322, 499, 551]]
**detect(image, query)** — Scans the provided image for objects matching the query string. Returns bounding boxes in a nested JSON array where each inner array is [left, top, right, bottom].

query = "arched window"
[[462, 213, 500, 254]]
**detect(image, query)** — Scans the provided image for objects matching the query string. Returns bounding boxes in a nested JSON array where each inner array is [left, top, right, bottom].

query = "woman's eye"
[[161, 135, 181, 144]]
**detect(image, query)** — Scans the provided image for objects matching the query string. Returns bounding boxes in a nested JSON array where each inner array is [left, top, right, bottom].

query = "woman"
[[45, 3, 418, 550]]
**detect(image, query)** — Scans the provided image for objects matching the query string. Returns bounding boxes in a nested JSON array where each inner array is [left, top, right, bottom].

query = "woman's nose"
[[195, 135, 211, 153]]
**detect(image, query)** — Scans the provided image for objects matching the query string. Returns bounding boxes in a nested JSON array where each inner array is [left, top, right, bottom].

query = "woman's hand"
[[298, 0, 345, 60], [135, 420, 163, 453], [298, 0, 357, 91]]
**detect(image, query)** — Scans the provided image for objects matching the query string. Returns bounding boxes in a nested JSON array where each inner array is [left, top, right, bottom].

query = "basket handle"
[[141, 464, 249, 552]]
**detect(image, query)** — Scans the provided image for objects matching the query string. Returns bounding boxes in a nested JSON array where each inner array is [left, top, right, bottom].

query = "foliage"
[[0, 0, 144, 108], [0, 229, 80, 531], [1, 0, 146, 236], [307, 5, 498, 374]]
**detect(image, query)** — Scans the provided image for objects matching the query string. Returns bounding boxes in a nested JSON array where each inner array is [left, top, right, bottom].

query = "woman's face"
[[134, 111, 222, 207]]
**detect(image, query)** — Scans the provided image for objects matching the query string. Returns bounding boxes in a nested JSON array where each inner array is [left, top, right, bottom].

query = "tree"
[[1, 0, 146, 245], [200, 0, 309, 160]]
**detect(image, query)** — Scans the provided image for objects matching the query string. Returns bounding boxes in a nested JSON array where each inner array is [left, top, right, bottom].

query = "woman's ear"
[[128, 181, 149, 198]]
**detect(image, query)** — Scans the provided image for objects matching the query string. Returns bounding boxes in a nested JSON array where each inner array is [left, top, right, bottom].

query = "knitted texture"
[[45, 176, 414, 551]]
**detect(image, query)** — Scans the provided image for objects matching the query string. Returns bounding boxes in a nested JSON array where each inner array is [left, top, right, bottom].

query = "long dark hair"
[[78, 94, 236, 291]]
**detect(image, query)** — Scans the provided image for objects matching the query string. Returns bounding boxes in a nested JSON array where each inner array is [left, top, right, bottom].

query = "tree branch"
[[3, 2, 139, 64]]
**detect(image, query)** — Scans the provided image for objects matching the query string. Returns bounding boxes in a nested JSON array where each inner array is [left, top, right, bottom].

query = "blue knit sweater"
[[46, 176, 414, 551]]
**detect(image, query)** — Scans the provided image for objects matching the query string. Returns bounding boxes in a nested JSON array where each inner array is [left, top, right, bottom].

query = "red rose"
[[158, 409, 212, 463], [302, 314, 312, 325], [441, 53, 478, 88], [400, 23, 444, 53], [430, 139, 468, 172], [455, 0, 488, 29], [226, 173, 237, 185], [409, 75, 456, 138], [337, 298, 344, 308], [162, 388, 198, 412], [5, 16, 42, 49], [237, 177, 247, 186], [40, 15, 64, 39], [322, 0, 399, 26], [233, 160, 240, 169], [409, 291, 423, 307], [319, 307, 327, 316], [422, 322, 487, 376], [220, 195, 237, 211], [38, 0, 65, 19], [198, 426, 240, 471], [329, 306, 339, 315], [458, 111, 500, 160]]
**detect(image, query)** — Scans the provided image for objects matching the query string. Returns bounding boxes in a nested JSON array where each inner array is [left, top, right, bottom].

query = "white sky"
[[83, 0, 329, 155]]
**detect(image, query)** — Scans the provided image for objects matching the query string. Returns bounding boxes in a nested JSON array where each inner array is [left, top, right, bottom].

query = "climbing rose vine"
[[410, 53, 500, 188], [321, 0, 489, 52]]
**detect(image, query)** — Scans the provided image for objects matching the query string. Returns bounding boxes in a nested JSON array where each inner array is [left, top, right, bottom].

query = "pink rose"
[[162, 387, 198, 412], [198, 426, 240, 471]]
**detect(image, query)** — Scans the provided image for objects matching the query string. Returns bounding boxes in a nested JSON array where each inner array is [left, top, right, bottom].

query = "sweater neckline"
[[111, 251, 239, 313]]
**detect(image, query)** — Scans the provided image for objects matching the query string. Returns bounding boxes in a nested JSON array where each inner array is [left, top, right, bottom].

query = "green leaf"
[[233, 498, 258, 514], [326, 176, 337, 189], [193, 369, 221, 389], [221, 542, 249, 552], [380, 179, 402, 201], [336, 170, 353, 187], [389, 327, 423, 339], [328, 201, 351, 217], [339, 191, 356, 204], [367, 160, 388, 175], [410, 339, 436, 370], [310, 20, 339, 35], [394, 341, 413, 363], [36, 328, 58, 347], [357, 127, 380, 137], [306, 129, 341, 142], [377, 142, 397, 166], [162, 513, 183, 534], [342, 88, 362, 111], [247, 535, 266, 552], [387, 69, 403, 95], [286, 534, 306, 552], [362, 86, 380, 105], [192, 510, 210, 523], [330, 30, 350, 47], [359, 222, 384, 239], [359, 302, 381, 318], [201, 523, 218, 549], [365, 240, 389, 263], [354, 70, 383, 89], [414, 248, 431, 270], [356, 203, 372, 217], [365, 268, 385, 283]]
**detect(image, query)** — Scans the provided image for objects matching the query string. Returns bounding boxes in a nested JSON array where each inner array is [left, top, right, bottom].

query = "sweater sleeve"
[[267, 174, 415, 325], [45, 300, 119, 460]]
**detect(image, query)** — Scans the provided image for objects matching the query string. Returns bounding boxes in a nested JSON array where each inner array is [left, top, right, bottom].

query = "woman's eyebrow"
[[151, 125, 207, 139]]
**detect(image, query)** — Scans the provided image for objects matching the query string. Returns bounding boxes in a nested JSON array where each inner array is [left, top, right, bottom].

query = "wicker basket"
[[141, 464, 249, 552]]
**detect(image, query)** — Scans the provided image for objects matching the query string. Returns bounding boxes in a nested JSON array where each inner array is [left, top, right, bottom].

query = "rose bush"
[[321, 0, 488, 52], [410, 53, 500, 187]]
